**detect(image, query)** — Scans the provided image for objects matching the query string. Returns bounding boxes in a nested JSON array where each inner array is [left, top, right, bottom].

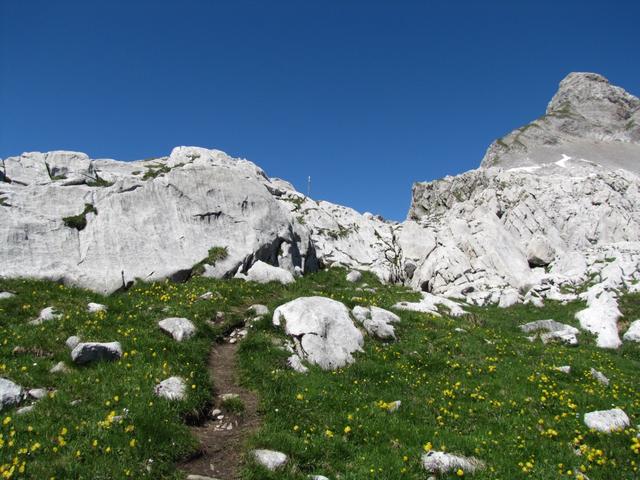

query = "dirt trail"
[[180, 342, 260, 479]]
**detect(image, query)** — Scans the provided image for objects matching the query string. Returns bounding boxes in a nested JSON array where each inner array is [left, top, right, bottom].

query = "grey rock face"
[[154, 376, 187, 401], [0, 378, 24, 410], [158, 317, 196, 342], [1, 147, 318, 293], [273, 296, 364, 370], [71, 342, 122, 365]]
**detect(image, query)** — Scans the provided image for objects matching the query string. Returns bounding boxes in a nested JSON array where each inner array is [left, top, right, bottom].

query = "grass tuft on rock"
[[62, 204, 98, 231]]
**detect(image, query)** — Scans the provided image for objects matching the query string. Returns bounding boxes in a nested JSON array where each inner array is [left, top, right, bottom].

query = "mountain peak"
[[480, 72, 640, 173]]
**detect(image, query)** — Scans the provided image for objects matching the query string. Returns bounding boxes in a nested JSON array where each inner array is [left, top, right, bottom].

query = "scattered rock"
[[244, 261, 295, 284], [287, 354, 309, 373], [346, 270, 362, 282], [520, 319, 579, 345], [386, 400, 401, 413], [65, 335, 82, 350], [0, 292, 15, 300], [273, 296, 364, 370], [526, 235, 556, 267], [87, 302, 107, 313], [555, 366, 571, 374], [309, 476, 330, 480], [154, 376, 187, 401], [0, 378, 24, 410], [71, 342, 123, 365], [50, 361, 71, 374], [158, 317, 196, 342], [584, 408, 629, 433], [393, 292, 466, 317], [352, 305, 400, 340], [498, 288, 519, 308], [186, 475, 222, 480], [421, 450, 485, 475], [251, 449, 288, 471], [219, 393, 239, 402], [590, 368, 610, 386], [247, 304, 269, 316], [198, 291, 215, 300], [16, 405, 34, 415], [29, 306, 61, 325], [623, 320, 640, 342], [28, 388, 48, 400]]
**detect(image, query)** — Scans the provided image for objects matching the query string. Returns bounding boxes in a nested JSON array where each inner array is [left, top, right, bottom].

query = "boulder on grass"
[[158, 317, 196, 342], [251, 449, 288, 471], [71, 342, 122, 365], [154, 376, 187, 401], [0, 378, 24, 410]]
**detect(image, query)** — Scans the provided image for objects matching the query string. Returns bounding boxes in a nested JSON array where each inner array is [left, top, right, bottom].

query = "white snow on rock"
[[346, 270, 363, 282], [0, 292, 15, 300], [584, 408, 630, 433], [87, 302, 107, 313], [352, 305, 400, 340], [575, 285, 622, 349], [421, 451, 485, 475], [242, 261, 295, 284], [0, 378, 24, 410], [273, 297, 364, 370], [623, 320, 640, 342], [158, 317, 196, 342], [154, 376, 187, 401], [251, 449, 288, 471], [71, 342, 122, 365], [393, 293, 466, 317]]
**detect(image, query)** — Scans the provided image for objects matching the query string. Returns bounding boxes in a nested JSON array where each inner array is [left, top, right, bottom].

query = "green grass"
[[221, 396, 246, 415], [0, 269, 638, 479], [62, 204, 98, 231], [191, 247, 229, 276], [86, 174, 114, 188], [142, 164, 171, 180]]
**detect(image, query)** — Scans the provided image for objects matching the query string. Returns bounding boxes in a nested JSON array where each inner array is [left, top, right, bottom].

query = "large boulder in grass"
[[158, 317, 196, 342], [0, 378, 25, 410], [251, 449, 288, 471], [71, 342, 122, 365], [154, 376, 187, 401], [421, 451, 485, 475], [273, 296, 364, 370], [584, 408, 630, 433], [243, 261, 295, 284]]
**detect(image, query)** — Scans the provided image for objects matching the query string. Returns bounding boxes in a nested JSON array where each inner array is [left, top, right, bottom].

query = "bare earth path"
[[180, 342, 260, 479]]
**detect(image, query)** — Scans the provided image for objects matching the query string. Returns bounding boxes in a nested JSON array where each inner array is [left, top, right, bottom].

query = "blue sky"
[[1, 0, 638, 220]]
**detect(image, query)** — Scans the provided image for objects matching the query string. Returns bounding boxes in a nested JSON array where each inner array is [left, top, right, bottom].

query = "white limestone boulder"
[[623, 320, 640, 342], [65, 335, 81, 350], [393, 293, 466, 317], [584, 408, 630, 433], [0, 292, 15, 300], [421, 451, 485, 474], [526, 235, 556, 267], [590, 368, 610, 386], [0, 378, 25, 410], [352, 306, 400, 340], [29, 306, 62, 325], [247, 304, 269, 316], [520, 319, 579, 346], [251, 449, 288, 471], [498, 288, 520, 308], [346, 270, 363, 282], [273, 297, 364, 370], [87, 302, 107, 313], [154, 376, 187, 401], [244, 261, 295, 285], [575, 285, 622, 349], [71, 342, 122, 365], [287, 354, 309, 373], [158, 317, 196, 342]]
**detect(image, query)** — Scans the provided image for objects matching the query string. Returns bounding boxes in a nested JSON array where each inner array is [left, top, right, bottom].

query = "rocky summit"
[[1, 72, 639, 333]]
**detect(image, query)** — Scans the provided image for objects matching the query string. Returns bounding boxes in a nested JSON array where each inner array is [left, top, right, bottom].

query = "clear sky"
[[1, 0, 638, 220]]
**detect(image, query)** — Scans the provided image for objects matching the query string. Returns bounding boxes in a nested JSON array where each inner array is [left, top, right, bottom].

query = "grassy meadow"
[[0, 269, 638, 479]]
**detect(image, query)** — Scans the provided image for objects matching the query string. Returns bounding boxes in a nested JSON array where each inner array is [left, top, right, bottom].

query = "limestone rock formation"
[[154, 376, 187, 401], [158, 317, 197, 342], [583, 408, 630, 433], [71, 342, 123, 365]]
